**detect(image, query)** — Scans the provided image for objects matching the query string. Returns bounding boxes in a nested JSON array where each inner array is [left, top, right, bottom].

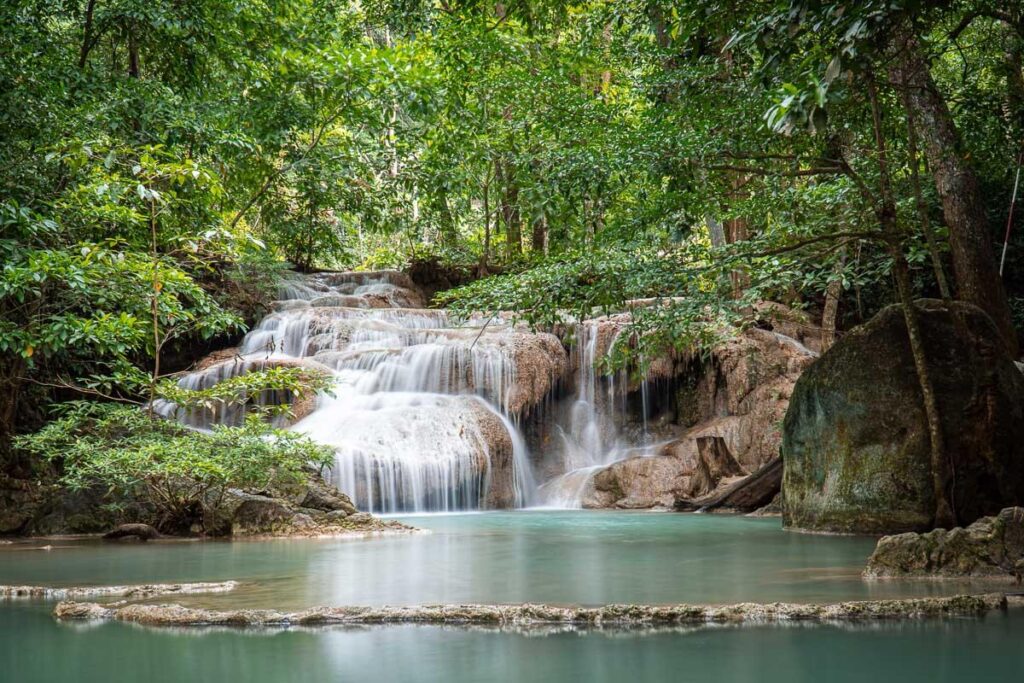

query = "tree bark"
[[867, 74, 955, 528], [901, 92, 952, 300], [496, 157, 521, 259], [531, 214, 547, 254], [433, 190, 457, 247], [1001, 31, 1024, 143], [820, 249, 846, 352], [677, 457, 782, 513], [889, 27, 1018, 355], [127, 24, 139, 79], [78, 0, 97, 69]]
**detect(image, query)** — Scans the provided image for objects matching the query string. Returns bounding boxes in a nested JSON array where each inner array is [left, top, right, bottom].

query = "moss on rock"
[[782, 300, 1024, 534]]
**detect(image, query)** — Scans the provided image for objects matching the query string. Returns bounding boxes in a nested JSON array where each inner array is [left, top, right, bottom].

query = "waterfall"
[[158, 271, 538, 513], [537, 320, 658, 508], [160, 271, 662, 513]]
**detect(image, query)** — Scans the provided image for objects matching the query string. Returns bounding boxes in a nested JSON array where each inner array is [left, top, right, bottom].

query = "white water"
[[537, 321, 659, 508], [159, 272, 653, 512], [157, 272, 540, 513]]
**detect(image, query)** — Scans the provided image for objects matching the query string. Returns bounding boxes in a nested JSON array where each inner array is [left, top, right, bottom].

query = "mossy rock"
[[782, 299, 1024, 533]]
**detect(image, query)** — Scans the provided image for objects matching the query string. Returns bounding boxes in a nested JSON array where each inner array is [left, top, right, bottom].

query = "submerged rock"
[[102, 524, 161, 541], [1, 581, 237, 600], [53, 594, 1008, 628], [865, 507, 1024, 580], [782, 300, 1024, 534]]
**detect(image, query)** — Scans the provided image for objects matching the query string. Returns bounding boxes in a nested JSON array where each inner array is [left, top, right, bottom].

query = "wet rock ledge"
[[2, 582, 237, 600], [865, 507, 1024, 580], [53, 594, 1008, 628]]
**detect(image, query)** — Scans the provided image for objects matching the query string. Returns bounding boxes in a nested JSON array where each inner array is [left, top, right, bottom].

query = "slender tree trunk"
[[481, 163, 492, 273], [867, 74, 956, 528], [1002, 34, 1024, 144], [148, 196, 160, 417], [434, 190, 457, 247], [497, 157, 521, 259], [820, 249, 846, 352], [901, 92, 951, 300], [0, 359, 24, 461], [889, 27, 1018, 355], [600, 22, 612, 94], [127, 24, 140, 79], [78, 0, 97, 68], [724, 176, 750, 298], [531, 215, 548, 254]]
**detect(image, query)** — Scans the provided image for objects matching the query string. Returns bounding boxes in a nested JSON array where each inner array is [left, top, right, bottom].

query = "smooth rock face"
[[783, 300, 1024, 534], [865, 507, 1024, 579]]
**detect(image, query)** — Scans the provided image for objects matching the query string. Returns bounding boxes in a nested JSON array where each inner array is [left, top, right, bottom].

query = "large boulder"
[[783, 300, 1024, 534], [864, 507, 1024, 579]]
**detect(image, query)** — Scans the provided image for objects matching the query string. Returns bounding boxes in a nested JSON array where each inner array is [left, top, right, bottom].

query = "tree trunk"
[[481, 163, 492, 274], [78, 0, 97, 68], [677, 457, 782, 513], [867, 74, 956, 528], [901, 92, 951, 300], [497, 158, 521, 259], [0, 359, 24, 460], [531, 214, 547, 254], [1002, 34, 1024, 144], [889, 28, 1018, 356], [127, 24, 140, 79], [433, 190, 457, 247], [821, 249, 846, 352]]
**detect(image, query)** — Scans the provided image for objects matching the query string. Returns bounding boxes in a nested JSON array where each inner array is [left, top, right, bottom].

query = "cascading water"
[[157, 271, 537, 513], [536, 320, 661, 508], [159, 270, 663, 513]]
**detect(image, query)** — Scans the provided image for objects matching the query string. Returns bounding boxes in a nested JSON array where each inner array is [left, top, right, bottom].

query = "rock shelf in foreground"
[[2, 581, 238, 600], [53, 594, 1007, 627]]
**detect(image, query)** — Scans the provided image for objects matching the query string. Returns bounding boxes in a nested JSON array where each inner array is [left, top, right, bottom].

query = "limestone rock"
[[567, 323, 813, 510], [230, 497, 295, 535], [783, 300, 1024, 534], [53, 593, 1007, 628], [583, 437, 748, 509], [681, 327, 816, 472], [226, 490, 414, 538], [864, 507, 1024, 579]]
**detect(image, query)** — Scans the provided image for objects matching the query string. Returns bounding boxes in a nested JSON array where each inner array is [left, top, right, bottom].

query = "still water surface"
[[0, 512, 993, 608], [1, 512, 1021, 682]]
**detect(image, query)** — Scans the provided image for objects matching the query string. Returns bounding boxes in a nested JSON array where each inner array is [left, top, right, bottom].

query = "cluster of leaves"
[[156, 365, 336, 421], [15, 402, 332, 534]]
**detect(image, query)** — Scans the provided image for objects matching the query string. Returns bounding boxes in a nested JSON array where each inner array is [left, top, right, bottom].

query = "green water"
[[0, 512, 993, 608], [2, 511, 1022, 682], [2, 602, 1022, 683]]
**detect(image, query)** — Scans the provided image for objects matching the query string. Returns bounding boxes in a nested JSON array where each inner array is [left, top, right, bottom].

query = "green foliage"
[[156, 365, 335, 420], [15, 402, 333, 533], [3, 0, 1022, 454]]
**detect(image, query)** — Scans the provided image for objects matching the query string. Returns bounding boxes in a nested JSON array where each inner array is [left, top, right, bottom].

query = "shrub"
[[15, 402, 333, 534]]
